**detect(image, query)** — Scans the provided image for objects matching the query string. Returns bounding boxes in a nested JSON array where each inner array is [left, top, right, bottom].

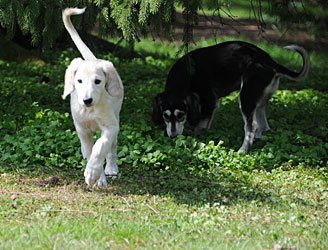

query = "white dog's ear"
[[62, 58, 83, 100], [100, 61, 123, 98]]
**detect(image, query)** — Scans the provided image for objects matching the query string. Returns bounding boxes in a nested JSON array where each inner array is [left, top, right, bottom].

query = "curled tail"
[[277, 45, 310, 81], [62, 8, 96, 60]]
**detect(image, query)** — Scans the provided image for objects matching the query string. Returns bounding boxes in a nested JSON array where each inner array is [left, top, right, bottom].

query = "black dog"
[[152, 41, 309, 153]]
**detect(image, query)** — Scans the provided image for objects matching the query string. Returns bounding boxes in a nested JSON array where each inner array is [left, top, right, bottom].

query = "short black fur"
[[152, 41, 309, 153]]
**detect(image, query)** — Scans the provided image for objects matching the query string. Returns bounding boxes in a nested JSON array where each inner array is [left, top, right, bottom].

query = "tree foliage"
[[0, 0, 326, 49], [268, 0, 327, 37]]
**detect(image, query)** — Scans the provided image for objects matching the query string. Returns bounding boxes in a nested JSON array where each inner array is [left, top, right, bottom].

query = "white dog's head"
[[62, 58, 123, 106]]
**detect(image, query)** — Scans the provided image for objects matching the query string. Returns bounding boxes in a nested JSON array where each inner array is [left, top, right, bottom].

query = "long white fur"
[[62, 8, 123, 187], [62, 8, 96, 60]]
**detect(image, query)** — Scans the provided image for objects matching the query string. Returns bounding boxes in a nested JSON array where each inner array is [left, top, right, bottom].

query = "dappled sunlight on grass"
[[0, 37, 327, 249]]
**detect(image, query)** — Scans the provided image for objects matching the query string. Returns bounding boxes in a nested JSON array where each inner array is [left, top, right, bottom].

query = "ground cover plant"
[[0, 37, 328, 249]]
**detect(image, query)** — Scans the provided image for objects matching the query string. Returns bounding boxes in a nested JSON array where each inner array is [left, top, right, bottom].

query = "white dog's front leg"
[[84, 127, 118, 186], [105, 138, 118, 177], [95, 171, 108, 187], [76, 125, 93, 160]]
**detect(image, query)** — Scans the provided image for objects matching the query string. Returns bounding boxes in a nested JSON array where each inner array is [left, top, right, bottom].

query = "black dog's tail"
[[276, 45, 310, 81]]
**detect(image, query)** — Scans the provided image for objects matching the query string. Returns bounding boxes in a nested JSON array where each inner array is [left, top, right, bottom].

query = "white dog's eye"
[[95, 79, 101, 85], [77, 79, 82, 84]]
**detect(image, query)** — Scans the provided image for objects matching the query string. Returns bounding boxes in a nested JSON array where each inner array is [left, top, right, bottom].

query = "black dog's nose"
[[83, 98, 93, 105]]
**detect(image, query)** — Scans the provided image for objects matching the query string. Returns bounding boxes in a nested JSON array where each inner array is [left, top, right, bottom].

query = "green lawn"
[[0, 37, 327, 249]]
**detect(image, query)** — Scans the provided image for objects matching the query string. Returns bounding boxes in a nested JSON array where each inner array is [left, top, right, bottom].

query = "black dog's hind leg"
[[255, 75, 280, 139], [238, 93, 257, 153], [254, 105, 269, 139], [238, 66, 275, 153]]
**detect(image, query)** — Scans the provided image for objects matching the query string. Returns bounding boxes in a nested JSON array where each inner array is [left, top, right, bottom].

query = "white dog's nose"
[[83, 98, 93, 105]]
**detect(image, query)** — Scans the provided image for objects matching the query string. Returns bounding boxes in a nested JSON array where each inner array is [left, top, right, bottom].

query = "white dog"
[[62, 8, 123, 187]]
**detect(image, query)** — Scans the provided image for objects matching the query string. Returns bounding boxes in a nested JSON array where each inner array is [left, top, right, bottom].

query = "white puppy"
[[62, 8, 123, 187]]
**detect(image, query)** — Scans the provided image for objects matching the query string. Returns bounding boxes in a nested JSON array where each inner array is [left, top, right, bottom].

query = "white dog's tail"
[[276, 45, 310, 81], [62, 8, 96, 60]]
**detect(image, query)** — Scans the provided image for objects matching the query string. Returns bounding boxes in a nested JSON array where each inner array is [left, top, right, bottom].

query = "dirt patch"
[[36, 176, 62, 187]]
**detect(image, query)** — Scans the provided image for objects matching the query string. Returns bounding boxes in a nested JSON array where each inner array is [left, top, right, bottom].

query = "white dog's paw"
[[93, 172, 108, 187], [84, 166, 103, 187], [104, 163, 119, 179]]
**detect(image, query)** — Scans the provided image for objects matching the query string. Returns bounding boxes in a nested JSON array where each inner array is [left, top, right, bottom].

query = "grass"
[[175, 0, 268, 20], [0, 37, 328, 249], [1, 167, 327, 249]]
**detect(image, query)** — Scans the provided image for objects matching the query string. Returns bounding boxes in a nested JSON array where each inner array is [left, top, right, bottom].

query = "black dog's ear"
[[185, 93, 201, 126], [152, 93, 163, 124]]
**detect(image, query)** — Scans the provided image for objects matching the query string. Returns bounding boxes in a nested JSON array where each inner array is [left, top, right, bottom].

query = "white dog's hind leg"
[[84, 127, 118, 186], [105, 138, 118, 178]]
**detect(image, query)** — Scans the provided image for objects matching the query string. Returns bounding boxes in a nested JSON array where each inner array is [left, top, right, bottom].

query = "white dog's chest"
[[71, 107, 103, 131], [80, 119, 100, 131]]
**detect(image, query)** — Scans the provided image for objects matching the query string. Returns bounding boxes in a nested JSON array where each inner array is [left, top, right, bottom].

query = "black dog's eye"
[[176, 112, 185, 121], [95, 79, 101, 85], [77, 79, 82, 84], [163, 113, 170, 121]]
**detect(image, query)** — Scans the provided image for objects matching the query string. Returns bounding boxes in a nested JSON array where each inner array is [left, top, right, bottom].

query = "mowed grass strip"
[[0, 165, 327, 249]]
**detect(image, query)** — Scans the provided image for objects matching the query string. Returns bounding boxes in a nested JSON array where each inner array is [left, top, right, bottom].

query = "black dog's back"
[[165, 41, 282, 98]]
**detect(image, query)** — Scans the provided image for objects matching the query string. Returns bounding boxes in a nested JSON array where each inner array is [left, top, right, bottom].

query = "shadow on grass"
[[112, 168, 270, 206], [6, 165, 281, 207]]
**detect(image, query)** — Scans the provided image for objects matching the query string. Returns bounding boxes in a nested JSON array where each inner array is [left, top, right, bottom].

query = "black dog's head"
[[152, 92, 201, 138]]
